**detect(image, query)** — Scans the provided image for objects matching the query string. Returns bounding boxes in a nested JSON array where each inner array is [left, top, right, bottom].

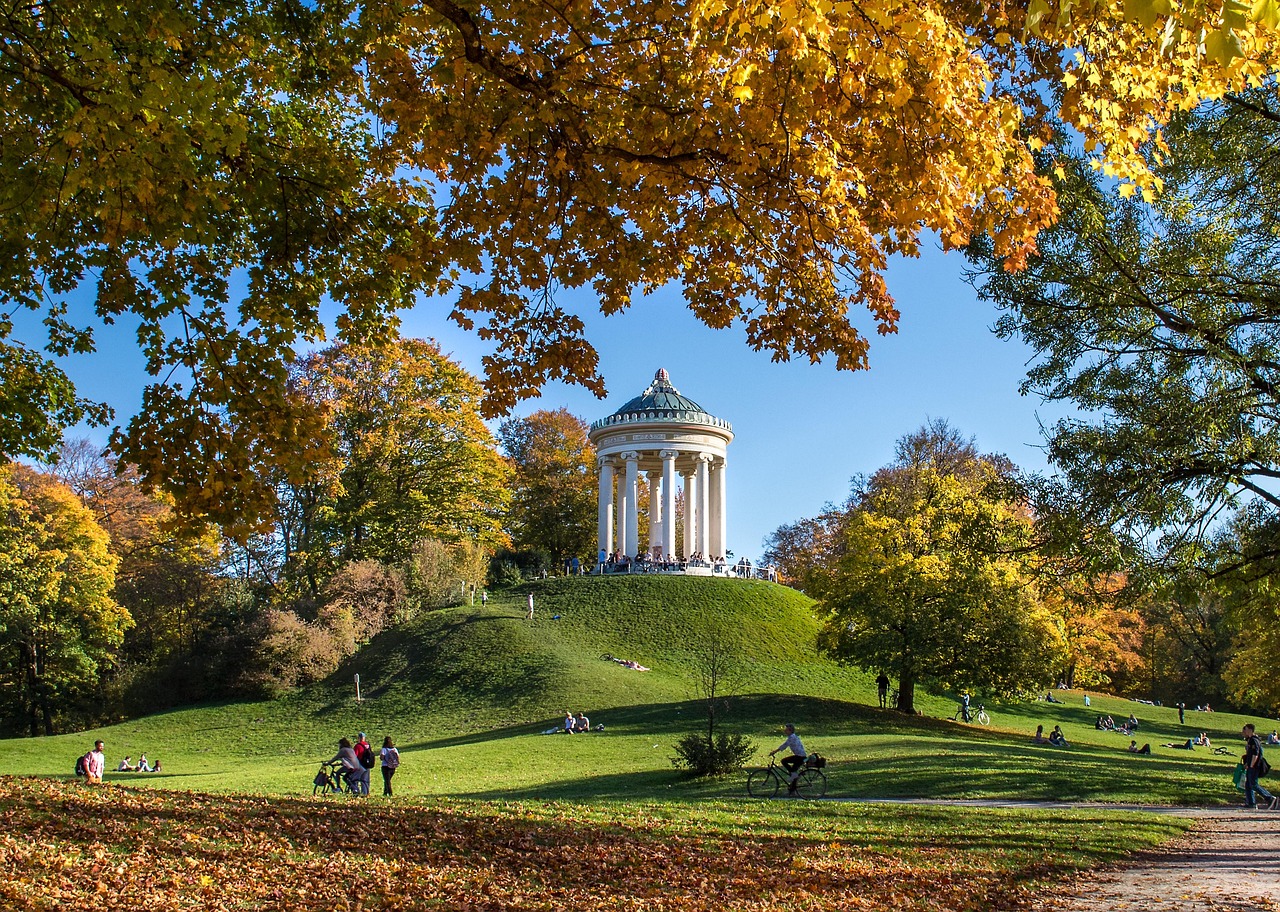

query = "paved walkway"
[[842, 799, 1280, 911], [1038, 809, 1280, 912]]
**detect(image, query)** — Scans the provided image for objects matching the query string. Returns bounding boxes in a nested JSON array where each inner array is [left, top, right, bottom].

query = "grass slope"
[[0, 575, 1269, 805]]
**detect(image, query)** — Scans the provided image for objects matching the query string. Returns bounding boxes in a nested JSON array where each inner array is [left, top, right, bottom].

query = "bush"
[[671, 731, 756, 777]]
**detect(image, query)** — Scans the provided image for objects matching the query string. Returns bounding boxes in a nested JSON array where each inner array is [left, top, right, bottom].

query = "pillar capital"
[[658, 449, 680, 460]]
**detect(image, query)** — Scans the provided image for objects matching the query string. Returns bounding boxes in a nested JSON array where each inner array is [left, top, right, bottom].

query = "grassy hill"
[[0, 574, 1269, 804]]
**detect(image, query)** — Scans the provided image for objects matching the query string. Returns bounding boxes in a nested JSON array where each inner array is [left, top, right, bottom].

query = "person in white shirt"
[[769, 724, 807, 794]]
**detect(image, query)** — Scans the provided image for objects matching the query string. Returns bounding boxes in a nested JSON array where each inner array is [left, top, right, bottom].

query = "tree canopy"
[[5, 0, 1280, 527], [498, 409, 597, 566], [276, 339, 510, 593], [811, 423, 1063, 712], [966, 88, 1280, 568], [0, 463, 131, 735]]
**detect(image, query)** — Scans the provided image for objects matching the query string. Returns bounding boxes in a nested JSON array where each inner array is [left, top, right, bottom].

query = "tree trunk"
[[896, 669, 915, 714]]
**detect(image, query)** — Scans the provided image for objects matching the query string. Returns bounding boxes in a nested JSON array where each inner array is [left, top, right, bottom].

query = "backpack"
[[357, 742, 375, 769], [805, 753, 827, 769], [75, 752, 90, 777]]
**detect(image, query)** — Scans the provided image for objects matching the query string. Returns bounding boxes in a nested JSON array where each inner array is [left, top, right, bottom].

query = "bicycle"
[[313, 761, 352, 796], [746, 757, 827, 799], [952, 703, 991, 725]]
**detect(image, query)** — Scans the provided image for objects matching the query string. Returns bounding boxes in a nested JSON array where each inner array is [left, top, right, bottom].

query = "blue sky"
[[24, 243, 1069, 560]]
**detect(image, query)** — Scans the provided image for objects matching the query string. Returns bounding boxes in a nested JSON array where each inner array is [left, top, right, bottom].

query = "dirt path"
[[1040, 809, 1280, 912]]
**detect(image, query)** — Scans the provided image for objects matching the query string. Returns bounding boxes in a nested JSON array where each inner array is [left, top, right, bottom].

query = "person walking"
[[380, 737, 401, 797], [1178, 702, 1186, 725], [1242, 723, 1278, 810], [526, 593, 534, 620], [85, 740, 106, 784], [876, 673, 890, 709], [769, 724, 808, 795]]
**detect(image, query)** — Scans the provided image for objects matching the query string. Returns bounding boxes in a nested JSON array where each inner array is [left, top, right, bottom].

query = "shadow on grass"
[[385, 692, 1229, 805], [312, 608, 561, 715]]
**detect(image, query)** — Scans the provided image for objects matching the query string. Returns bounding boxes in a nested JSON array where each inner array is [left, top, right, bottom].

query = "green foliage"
[[964, 88, 1280, 712], [965, 89, 1280, 567], [404, 539, 486, 613], [0, 463, 130, 735], [671, 730, 756, 777], [0, 345, 109, 462]]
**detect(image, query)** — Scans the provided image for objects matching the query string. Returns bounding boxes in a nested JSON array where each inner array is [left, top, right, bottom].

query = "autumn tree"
[[812, 423, 1063, 713], [0, 464, 131, 735], [279, 339, 510, 594], [497, 409, 596, 567], [762, 502, 852, 593], [6, 0, 1280, 532]]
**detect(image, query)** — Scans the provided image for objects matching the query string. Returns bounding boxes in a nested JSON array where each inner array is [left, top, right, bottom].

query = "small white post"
[[354, 673, 362, 703]]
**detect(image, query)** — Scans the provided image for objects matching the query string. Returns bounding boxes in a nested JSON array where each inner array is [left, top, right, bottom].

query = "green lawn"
[[3, 575, 1252, 909], [0, 576, 1257, 806]]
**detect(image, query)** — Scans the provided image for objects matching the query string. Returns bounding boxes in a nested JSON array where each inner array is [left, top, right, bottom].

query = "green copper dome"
[[590, 369, 732, 434], [613, 368, 709, 417]]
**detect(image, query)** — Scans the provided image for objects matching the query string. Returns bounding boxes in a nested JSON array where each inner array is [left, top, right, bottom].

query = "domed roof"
[[611, 368, 710, 419]]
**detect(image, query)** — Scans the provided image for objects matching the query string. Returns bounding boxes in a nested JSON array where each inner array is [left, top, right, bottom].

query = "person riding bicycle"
[[769, 723, 807, 795]]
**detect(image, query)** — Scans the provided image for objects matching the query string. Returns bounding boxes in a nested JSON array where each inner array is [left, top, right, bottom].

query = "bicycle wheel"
[[975, 710, 991, 725], [792, 769, 826, 799], [747, 768, 779, 798]]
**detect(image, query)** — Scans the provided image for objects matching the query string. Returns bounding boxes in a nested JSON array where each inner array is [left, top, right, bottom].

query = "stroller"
[[313, 761, 351, 796]]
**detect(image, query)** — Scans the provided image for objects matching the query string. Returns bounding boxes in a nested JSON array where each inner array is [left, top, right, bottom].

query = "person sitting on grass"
[[573, 712, 591, 733], [1128, 740, 1152, 754], [116, 756, 136, 772], [563, 711, 575, 734], [137, 754, 152, 772], [1032, 725, 1049, 744], [1194, 732, 1212, 747], [1127, 714, 1140, 730], [1268, 731, 1280, 746], [1048, 726, 1069, 747]]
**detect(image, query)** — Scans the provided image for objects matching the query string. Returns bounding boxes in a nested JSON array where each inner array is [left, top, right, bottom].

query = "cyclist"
[[768, 723, 807, 795]]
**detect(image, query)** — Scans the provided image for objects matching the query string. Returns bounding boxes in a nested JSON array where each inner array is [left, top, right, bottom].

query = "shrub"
[[406, 539, 487, 612], [322, 559, 406, 640], [671, 731, 756, 777]]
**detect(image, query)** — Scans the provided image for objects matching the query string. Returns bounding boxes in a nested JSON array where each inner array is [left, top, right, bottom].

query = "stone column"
[[710, 457, 727, 559], [660, 450, 678, 560], [622, 452, 640, 559], [646, 469, 661, 558], [695, 454, 711, 558], [597, 458, 615, 559], [682, 467, 698, 559]]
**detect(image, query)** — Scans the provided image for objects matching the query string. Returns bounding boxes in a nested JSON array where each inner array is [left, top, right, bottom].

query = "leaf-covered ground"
[[0, 777, 1188, 911]]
